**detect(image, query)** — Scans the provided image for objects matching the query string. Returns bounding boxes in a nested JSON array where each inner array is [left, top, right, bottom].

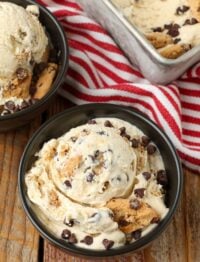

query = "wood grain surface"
[[0, 95, 199, 262]]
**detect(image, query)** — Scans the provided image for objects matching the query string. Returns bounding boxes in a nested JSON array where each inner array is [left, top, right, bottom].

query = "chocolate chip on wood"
[[33, 63, 58, 99]]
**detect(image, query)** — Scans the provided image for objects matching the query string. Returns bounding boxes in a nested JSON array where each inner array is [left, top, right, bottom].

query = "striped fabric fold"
[[38, 0, 200, 174]]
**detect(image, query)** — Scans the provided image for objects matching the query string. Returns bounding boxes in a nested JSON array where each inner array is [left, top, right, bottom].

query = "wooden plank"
[[44, 241, 145, 262], [185, 170, 200, 262], [0, 118, 42, 262], [143, 177, 187, 262]]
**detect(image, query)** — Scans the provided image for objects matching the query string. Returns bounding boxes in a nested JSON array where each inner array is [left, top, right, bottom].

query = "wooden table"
[[0, 95, 199, 262]]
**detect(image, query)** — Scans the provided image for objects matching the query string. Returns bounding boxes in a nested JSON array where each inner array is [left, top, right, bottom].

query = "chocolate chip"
[[20, 100, 29, 110], [141, 136, 150, 147], [86, 173, 94, 182], [164, 23, 180, 37], [29, 85, 37, 96], [147, 144, 157, 155], [119, 127, 130, 140], [183, 18, 198, 25], [151, 217, 160, 224], [16, 68, 28, 80], [142, 171, 151, 180], [157, 170, 168, 186], [102, 239, 114, 250], [134, 188, 145, 198], [71, 137, 77, 142], [176, 5, 190, 15], [130, 199, 141, 210], [81, 235, 93, 245], [98, 131, 106, 135], [94, 150, 100, 158], [64, 219, 74, 227], [132, 229, 142, 240], [5, 101, 15, 111], [88, 119, 96, 124], [152, 27, 164, 32], [118, 219, 130, 227], [61, 229, 71, 240], [64, 180, 72, 188], [90, 212, 98, 218], [174, 38, 181, 44], [104, 120, 113, 127], [124, 134, 131, 140], [119, 127, 126, 135], [102, 181, 109, 191], [13, 105, 20, 112], [68, 233, 78, 244], [131, 138, 140, 148]]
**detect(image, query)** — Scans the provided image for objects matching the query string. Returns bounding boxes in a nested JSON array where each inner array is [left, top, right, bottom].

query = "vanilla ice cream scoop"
[[0, 2, 48, 85], [51, 124, 137, 206]]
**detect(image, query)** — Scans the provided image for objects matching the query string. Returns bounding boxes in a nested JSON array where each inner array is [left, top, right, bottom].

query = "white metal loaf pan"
[[77, 0, 200, 84]]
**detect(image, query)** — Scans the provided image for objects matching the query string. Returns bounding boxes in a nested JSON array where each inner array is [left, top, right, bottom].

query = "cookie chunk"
[[188, 0, 200, 21], [159, 44, 191, 59], [146, 32, 173, 49], [2, 69, 31, 99], [106, 198, 159, 233], [33, 63, 58, 99]]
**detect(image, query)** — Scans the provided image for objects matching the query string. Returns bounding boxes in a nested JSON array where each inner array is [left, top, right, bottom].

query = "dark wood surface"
[[0, 95, 199, 262]]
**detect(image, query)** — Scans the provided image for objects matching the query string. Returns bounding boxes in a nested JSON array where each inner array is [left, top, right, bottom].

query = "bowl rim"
[[0, 0, 69, 120], [18, 103, 183, 258]]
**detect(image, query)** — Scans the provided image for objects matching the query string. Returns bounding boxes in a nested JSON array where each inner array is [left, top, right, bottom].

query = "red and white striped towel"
[[38, 0, 200, 174]]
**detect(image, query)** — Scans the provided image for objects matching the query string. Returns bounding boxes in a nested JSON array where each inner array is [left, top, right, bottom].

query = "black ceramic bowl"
[[0, 0, 68, 132], [19, 104, 183, 258]]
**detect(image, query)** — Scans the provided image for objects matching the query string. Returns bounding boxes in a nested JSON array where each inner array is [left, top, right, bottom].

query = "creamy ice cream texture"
[[0, 2, 47, 84], [111, 0, 200, 58], [0, 2, 49, 110], [25, 118, 169, 250]]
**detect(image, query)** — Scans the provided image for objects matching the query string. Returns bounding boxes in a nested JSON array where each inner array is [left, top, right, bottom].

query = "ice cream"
[[0, 2, 57, 116], [111, 0, 200, 58], [25, 118, 169, 250]]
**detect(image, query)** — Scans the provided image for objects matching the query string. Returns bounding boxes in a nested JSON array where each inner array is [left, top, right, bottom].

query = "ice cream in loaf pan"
[[25, 118, 169, 250], [111, 0, 200, 58]]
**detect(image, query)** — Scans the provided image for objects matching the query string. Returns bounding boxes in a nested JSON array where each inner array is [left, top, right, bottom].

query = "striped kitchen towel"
[[38, 0, 200, 174]]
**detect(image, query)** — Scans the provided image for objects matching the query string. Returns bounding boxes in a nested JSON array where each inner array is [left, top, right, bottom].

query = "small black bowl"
[[0, 0, 68, 132], [19, 103, 183, 258]]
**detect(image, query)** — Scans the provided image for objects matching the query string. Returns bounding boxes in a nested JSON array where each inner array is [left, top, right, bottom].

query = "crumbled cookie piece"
[[49, 190, 61, 207], [188, 0, 200, 21], [146, 32, 173, 49], [106, 198, 159, 233], [62, 155, 83, 177], [3, 72, 32, 99], [33, 63, 58, 99], [159, 44, 191, 59]]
